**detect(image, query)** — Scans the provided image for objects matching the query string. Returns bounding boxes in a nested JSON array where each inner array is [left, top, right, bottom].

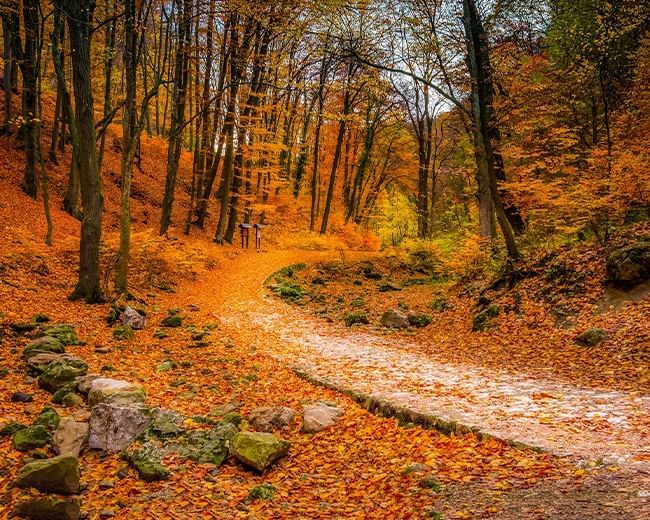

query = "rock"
[[88, 403, 151, 453], [15, 455, 80, 494], [1, 421, 26, 437], [120, 306, 147, 330], [94, 347, 112, 354], [148, 408, 184, 438], [38, 358, 88, 393], [11, 392, 33, 403], [23, 336, 64, 359], [209, 402, 242, 417], [606, 242, 650, 287], [173, 423, 238, 466], [248, 406, 296, 432], [10, 322, 39, 334], [248, 483, 276, 500], [472, 305, 500, 332], [87, 378, 146, 407], [41, 324, 81, 345], [344, 312, 369, 327], [62, 393, 85, 408], [575, 328, 608, 347], [13, 425, 51, 451], [27, 352, 83, 375], [72, 409, 92, 423], [401, 463, 428, 475], [302, 402, 343, 433], [161, 315, 183, 327], [99, 479, 115, 489], [125, 442, 170, 481], [419, 475, 441, 491], [113, 325, 135, 341], [220, 412, 244, 428], [54, 385, 79, 407], [229, 432, 290, 472], [407, 312, 432, 328], [380, 309, 409, 329], [100, 509, 116, 518], [32, 313, 51, 324], [33, 406, 60, 430], [75, 374, 102, 394], [13, 496, 81, 520], [24, 376, 35, 384], [53, 416, 89, 457], [378, 282, 401, 292]]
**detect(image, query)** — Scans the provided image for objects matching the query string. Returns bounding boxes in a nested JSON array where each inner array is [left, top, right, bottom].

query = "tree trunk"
[[60, 0, 104, 302]]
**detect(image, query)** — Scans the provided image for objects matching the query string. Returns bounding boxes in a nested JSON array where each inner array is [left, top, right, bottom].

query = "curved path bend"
[[179, 249, 650, 471]]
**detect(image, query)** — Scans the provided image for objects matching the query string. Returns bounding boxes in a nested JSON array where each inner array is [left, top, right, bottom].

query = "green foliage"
[[375, 191, 418, 247]]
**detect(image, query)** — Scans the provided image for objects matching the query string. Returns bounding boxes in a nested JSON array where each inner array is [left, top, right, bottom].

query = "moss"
[[408, 313, 432, 328], [11, 322, 39, 333], [472, 305, 499, 332], [41, 324, 82, 345], [23, 336, 64, 359], [126, 443, 171, 482], [161, 315, 183, 328], [38, 358, 88, 393], [419, 475, 441, 492], [153, 329, 169, 339], [229, 432, 290, 472], [1, 421, 26, 437], [219, 412, 244, 428], [173, 423, 238, 466], [575, 328, 608, 347], [113, 325, 135, 340], [344, 312, 369, 327], [156, 359, 177, 372], [248, 483, 276, 500], [15, 456, 80, 494], [272, 281, 305, 301], [52, 383, 77, 404], [33, 406, 60, 431], [13, 425, 51, 451]]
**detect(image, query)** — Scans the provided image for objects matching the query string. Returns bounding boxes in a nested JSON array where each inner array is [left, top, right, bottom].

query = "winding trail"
[[183, 249, 650, 470]]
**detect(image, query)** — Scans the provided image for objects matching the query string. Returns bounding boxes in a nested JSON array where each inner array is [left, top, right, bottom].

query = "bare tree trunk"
[[97, 0, 116, 173], [59, 0, 104, 302]]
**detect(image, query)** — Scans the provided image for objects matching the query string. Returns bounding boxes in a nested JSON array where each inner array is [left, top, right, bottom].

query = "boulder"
[[33, 406, 60, 430], [161, 315, 183, 328], [75, 374, 102, 394], [606, 242, 650, 287], [13, 496, 81, 520], [407, 312, 432, 328], [61, 393, 85, 409], [148, 408, 184, 438], [28, 353, 83, 376], [15, 455, 80, 494], [120, 306, 147, 330], [41, 324, 81, 345], [575, 328, 608, 347], [52, 384, 78, 404], [113, 325, 134, 341], [302, 402, 343, 433], [173, 423, 238, 466], [38, 358, 88, 393], [125, 442, 170, 481], [13, 425, 51, 451], [229, 432, 290, 472], [87, 378, 146, 407], [88, 403, 151, 453], [53, 416, 89, 457], [248, 406, 296, 432], [380, 309, 409, 329], [23, 336, 64, 359], [1, 421, 26, 437], [344, 312, 369, 327]]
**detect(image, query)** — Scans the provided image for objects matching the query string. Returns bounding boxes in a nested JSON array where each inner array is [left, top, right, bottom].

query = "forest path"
[[179, 248, 650, 472]]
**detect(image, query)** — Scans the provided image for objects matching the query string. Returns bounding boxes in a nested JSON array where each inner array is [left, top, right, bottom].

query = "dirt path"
[[177, 248, 650, 515]]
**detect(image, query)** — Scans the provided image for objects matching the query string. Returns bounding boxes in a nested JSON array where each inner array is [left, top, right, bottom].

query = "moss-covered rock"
[[41, 324, 82, 345], [10, 322, 39, 333], [472, 305, 500, 332], [575, 328, 608, 347], [38, 358, 88, 393], [173, 423, 238, 466], [125, 442, 170, 482], [344, 312, 369, 327], [13, 496, 81, 520], [23, 336, 64, 359], [153, 329, 169, 339], [32, 313, 51, 324], [13, 425, 51, 451], [33, 406, 60, 431], [15, 455, 80, 494], [113, 325, 135, 340], [52, 383, 78, 404], [407, 312, 432, 328], [248, 483, 276, 500], [87, 378, 146, 407], [161, 315, 183, 327], [220, 412, 244, 429], [229, 432, 290, 472], [61, 393, 85, 408], [606, 241, 650, 287], [147, 409, 184, 438], [1, 421, 26, 437]]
